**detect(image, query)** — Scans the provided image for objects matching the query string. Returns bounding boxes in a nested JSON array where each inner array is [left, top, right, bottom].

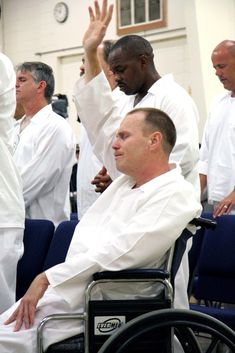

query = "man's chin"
[[221, 80, 230, 90], [115, 163, 125, 174], [118, 86, 133, 95]]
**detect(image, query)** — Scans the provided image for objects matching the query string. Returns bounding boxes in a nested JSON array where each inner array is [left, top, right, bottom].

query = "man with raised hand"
[[74, 0, 201, 309]]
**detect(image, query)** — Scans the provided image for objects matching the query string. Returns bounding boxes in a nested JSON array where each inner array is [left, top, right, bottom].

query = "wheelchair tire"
[[98, 308, 235, 353]]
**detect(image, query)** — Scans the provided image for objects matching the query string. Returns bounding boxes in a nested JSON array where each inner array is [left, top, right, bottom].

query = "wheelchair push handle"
[[189, 216, 216, 230]]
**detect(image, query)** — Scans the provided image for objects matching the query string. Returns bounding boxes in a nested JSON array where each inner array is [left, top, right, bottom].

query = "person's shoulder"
[[43, 110, 75, 147], [152, 74, 176, 89], [164, 74, 192, 97], [169, 171, 199, 206], [210, 91, 230, 106], [151, 74, 193, 99], [50, 112, 74, 135], [38, 105, 73, 134], [48, 106, 69, 125], [166, 165, 195, 191], [145, 168, 199, 212], [150, 75, 198, 116], [50, 109, 67, 123], [144, 166, 190, 192]]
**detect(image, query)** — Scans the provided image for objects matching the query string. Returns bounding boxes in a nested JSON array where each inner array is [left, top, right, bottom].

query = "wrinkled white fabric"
[[0, 166, 201, 352], [76, 87, 126, 219], [199, 92, 235, 202], [11, 105, 76, 226], [0, 53, 25, 312], [76, 125, 102, 219]]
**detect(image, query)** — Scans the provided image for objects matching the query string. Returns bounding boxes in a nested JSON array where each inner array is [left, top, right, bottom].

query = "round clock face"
[[54, 2, 69, 23]]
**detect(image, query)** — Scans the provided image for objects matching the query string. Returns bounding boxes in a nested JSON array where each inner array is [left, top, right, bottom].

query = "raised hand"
[[83, 0, 114, 53]]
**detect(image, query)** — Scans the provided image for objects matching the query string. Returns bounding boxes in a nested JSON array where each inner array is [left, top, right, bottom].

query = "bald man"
[[199, 40, 235, 217]]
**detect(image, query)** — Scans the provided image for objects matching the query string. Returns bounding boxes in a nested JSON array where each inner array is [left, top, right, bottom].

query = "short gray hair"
[[15, 61, 55, 103]]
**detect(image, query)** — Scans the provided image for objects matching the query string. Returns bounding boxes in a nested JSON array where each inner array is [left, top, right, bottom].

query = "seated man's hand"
[[91, 166, 113, 193], [213, 190, 235, 217], [4, 273, 49, 331]]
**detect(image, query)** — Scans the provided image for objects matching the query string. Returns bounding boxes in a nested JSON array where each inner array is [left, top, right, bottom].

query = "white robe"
[[11, 105, 76, 227], [0, 53, 25, 312], [0, 166, 201, 352], [199, 91, 235, 203]]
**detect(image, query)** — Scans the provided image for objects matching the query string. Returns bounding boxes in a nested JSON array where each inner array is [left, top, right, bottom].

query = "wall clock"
[[54, 2, 69, 23]]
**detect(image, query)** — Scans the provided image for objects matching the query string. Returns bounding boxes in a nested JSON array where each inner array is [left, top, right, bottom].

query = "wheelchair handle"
[[189, 217, 216, 230]]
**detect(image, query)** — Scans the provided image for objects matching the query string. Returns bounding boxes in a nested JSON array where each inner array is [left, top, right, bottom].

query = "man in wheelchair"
[[0, 104, 201, 352]]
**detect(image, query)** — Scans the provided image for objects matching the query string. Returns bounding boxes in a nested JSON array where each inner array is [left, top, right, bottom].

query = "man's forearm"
[[84, 50, 101, 83]]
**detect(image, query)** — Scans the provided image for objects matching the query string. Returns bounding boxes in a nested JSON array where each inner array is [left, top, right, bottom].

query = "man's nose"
[[112, 138, 120, 150], [215, 68, 222, 76]]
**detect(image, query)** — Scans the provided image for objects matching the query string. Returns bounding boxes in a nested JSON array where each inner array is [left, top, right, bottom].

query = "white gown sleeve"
[[198, 118, 209, 175], [0, 53, 16, 145], [74, 72, 122, 180]]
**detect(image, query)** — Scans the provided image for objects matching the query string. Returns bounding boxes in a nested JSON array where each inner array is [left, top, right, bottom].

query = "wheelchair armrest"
[[189, 217, 216, 230], [93, 269, 169, 281]]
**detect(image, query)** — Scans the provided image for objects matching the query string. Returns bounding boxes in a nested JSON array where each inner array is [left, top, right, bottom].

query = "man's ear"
[[148, 131, 162, 150], [139, 54, 148, 68], [107, 68, 114, 78], [37, 80, 47, 94]]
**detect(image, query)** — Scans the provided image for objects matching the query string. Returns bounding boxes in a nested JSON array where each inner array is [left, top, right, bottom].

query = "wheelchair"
[[36, 217, 235, 353]]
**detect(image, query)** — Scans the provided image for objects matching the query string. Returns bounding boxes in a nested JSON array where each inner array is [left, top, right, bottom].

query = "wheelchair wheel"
[[98, 309, 235, 353]]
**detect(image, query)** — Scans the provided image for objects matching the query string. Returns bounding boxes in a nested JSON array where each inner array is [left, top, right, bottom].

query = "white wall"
[[1, 0, 118, 141], [185, 0, 235, 138], [1, 0, 235, 141], [195, 0, 235, 107]]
